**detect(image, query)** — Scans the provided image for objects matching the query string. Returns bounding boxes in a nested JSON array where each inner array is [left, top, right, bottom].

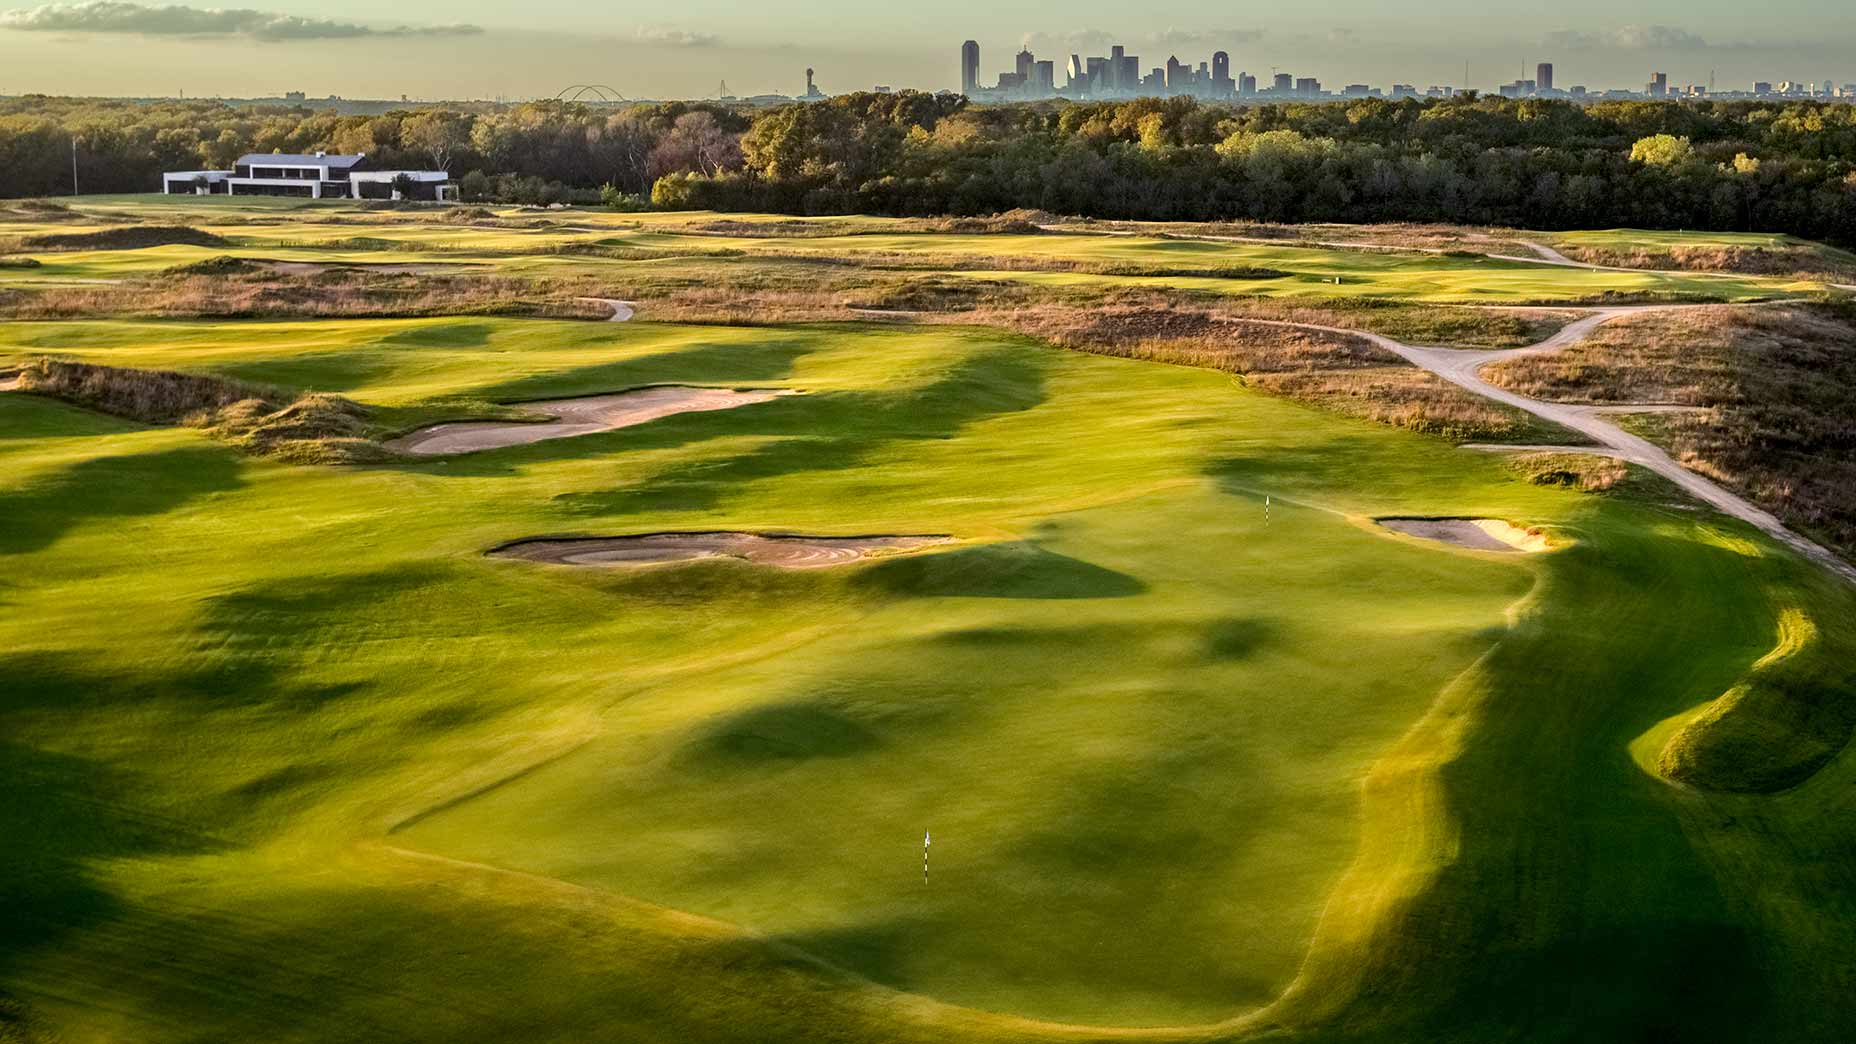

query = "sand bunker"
[[386, 386, 792, 456], [489, 532, 950, 570], [1378, 517, 1551, 553]]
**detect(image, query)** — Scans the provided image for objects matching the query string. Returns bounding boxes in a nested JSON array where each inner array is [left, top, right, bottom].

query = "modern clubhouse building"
[[161, 152, 456, 201]]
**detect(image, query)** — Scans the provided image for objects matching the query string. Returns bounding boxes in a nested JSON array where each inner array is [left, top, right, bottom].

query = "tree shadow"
[[853, 541, 1145, 600], [551, 347, 1048, 513], [0, 445, 246, 557], [0, 741, 221, 978]]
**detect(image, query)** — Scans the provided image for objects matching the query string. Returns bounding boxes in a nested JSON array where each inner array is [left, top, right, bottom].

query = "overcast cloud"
[[0, 1, 481, 41]]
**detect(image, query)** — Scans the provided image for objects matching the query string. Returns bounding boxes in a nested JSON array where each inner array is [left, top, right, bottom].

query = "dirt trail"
[[577, 297, 635, 322], [1220, 309, 1856, 584], [386, 386, 790, 456], [489, 532, 950, 569]]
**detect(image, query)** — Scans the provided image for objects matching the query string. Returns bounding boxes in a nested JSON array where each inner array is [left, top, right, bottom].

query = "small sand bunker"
[[489, 532, 950, 570], [386, 386, 792, 456], [1378, 517, 1551, 553]]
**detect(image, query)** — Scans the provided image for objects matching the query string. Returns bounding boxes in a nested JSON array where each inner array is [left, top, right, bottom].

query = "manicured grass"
[[4, 213, 1856, 1041]]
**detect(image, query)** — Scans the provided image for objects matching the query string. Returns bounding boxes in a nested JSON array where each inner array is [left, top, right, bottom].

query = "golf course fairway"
[[5, 311, 1856, 1041]]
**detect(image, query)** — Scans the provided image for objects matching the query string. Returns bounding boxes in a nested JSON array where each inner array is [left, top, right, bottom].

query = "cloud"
[[1543, 24, 1709, 51], [632, 25, 719, 48], [1020, 27, 1263, 56], [1152, 27, 1265, 49], [0, 2, 481, 41]]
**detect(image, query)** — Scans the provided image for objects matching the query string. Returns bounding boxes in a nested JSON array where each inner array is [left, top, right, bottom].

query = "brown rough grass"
[[1485, 303, 1856, 559], [1558, 244, 1856, 283]]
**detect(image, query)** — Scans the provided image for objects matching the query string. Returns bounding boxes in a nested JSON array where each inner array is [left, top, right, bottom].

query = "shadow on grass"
[[0, 445, 245, 556], [0, 740, 220, 977], [853, 542, 1145, 600], [548, 347, 1049, 513]]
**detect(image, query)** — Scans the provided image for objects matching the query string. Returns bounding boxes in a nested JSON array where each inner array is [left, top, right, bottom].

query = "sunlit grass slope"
[[4, 311, 1855, 1041]]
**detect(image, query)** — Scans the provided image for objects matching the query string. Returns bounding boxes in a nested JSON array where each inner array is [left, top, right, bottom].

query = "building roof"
[[237, 153, 367, 168]]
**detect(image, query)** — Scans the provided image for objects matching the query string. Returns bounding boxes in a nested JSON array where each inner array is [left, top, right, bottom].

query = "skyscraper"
[[1536, 62, 1553, 92], [1212, 51, 1230, 87], [1016, 48, 1035, 81], [961, 40, 980, 95]]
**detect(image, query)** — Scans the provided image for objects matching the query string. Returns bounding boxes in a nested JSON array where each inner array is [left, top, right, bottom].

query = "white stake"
[[923, 830, 931, 883]]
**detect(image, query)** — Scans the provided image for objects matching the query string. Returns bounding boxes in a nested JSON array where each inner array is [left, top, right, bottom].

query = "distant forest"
[[5, 93, 1856, 242]]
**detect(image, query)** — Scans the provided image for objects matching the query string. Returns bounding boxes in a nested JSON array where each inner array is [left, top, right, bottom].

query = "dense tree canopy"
[[6, 92, 1856, 242]]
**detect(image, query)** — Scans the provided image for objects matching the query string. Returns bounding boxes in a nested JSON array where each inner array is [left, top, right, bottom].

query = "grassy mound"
[[165, 255, 265, 276], [22, 225, 230, 251], [1657, 604, 1856, 792], [16, 358, 382, 463]]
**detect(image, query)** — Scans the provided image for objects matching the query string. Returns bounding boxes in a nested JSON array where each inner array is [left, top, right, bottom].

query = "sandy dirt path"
[[385, 386, 788, 456], [1219, 309, 1856, 584], [577, 297, 635, 322]]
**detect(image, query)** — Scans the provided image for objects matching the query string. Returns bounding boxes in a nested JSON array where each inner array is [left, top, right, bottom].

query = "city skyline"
[[0, 2, 1853, 99], [956, 37, 1854, 103]]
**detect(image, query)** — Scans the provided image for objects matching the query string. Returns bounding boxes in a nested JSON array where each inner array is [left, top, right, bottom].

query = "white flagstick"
[[1266, 494, 1271, 526], [923, 830, 931, 883]]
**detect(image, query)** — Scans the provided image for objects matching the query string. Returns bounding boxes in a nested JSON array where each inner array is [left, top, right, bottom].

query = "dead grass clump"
[[1559, 243, 1856, 283], [22, 226, 228, 251], [1506, 452, 1630, 493], [166, 255, 265, 276], [844, 276, 1027, 313], [17, 359, 384, 464], [19, 358, 272, 424]]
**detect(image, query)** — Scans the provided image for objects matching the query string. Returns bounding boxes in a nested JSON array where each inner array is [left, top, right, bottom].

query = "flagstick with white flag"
[[923, 830, 931, 883]]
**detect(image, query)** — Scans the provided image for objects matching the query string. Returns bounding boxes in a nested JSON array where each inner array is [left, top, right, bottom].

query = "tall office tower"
[[1066, 54, 1084, 90], [1166, 56, 1187, 91], [1016, 48, 1035, 80], [1537, 62, 1553, 92], [1033, 60, 1056, 94], [1086, 56, 1109, 93], [1295, 77, 1319, 96], [1213, 51, 1230, 84], [1647, 71, 1668, 98], [1109, 45, 1126, 91], [1239, 72, 1257, 95], [1273, 72, 1293, 93], [1120, 53, 1140, 90], [961, 40, 980, 94]]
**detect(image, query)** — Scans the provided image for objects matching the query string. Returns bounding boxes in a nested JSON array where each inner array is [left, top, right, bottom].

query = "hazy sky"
[[1, 0, 1853, 99]]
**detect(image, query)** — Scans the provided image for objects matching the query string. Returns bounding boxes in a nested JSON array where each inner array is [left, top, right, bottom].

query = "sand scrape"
[[386, 386, 793, 456], [1378, 517, 1551, 553], [489, 532, 951, 569]]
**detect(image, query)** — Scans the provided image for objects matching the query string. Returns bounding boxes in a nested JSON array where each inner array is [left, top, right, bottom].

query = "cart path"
[[577, 297, 635, 322], [1216, 308, 1856, 584]]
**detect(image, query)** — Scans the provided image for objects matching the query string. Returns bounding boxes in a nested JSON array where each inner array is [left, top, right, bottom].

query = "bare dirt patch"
[[385, 386, 794, 456], [489, 532, 951, 569], [1377, 517, 1551, 553]]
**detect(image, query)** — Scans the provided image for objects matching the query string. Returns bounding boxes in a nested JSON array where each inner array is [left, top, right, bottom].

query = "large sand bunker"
[[1377, 517, 1551, 553], [489, 532, 951, 570], [386, 386, 792, 456]]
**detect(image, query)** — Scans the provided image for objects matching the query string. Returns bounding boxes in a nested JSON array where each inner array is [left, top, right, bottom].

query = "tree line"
[[4, 93, 1856, 242]]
